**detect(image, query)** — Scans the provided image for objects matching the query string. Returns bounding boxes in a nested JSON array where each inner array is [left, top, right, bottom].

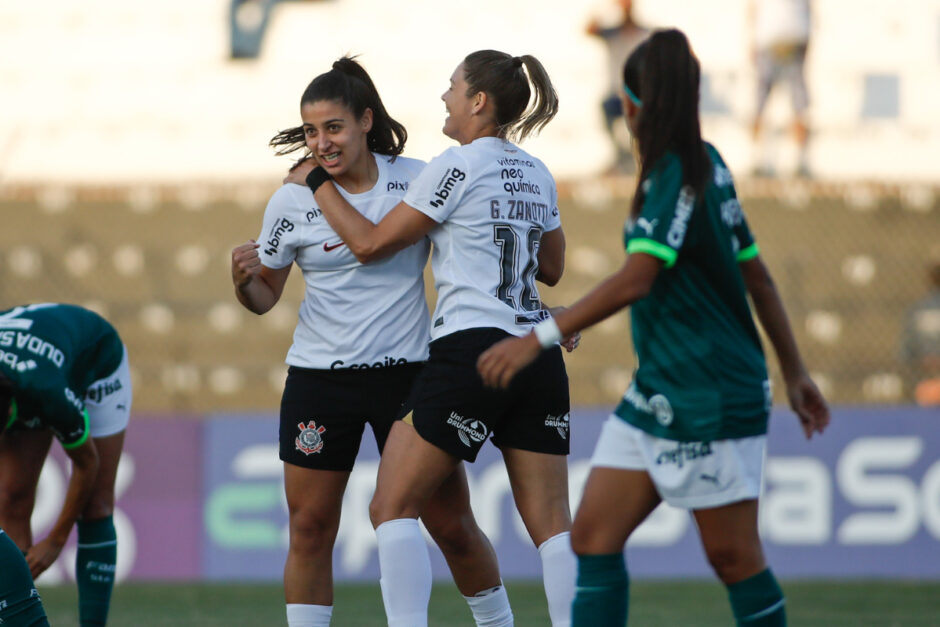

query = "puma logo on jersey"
[[429, 167, 466, 208], [636, 217, 658, 236], [323, 241, 345, 252]]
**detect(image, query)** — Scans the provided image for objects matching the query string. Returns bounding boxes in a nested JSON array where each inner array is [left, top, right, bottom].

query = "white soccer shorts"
[[589, 414, 765, 509], [83, 346, 132, 438]]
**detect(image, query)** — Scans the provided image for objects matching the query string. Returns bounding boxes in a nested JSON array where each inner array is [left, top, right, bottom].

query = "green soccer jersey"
[[614, 144, 770, 442], [0, 304, 123, 448]]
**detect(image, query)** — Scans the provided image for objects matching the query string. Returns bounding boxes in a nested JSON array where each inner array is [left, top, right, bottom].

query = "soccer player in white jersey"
[[231, 57, 512, 627], [478, 30, 830, 626], [302, 50, 577, 627]]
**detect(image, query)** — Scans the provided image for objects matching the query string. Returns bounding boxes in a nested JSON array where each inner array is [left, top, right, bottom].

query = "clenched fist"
[[231, 240, 262, 288]]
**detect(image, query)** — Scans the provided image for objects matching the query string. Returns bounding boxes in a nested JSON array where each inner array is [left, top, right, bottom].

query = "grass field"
[[38, 579, 940, 626]]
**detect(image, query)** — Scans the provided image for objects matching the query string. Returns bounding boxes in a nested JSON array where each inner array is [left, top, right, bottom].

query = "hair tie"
[[512, 56, 523, 68], [623, 83, 642, 106]]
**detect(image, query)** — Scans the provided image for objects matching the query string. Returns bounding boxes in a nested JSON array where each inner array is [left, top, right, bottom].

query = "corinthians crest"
[[295, 420, 326, 455]]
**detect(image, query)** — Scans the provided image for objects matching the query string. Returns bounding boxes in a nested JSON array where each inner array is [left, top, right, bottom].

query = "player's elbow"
[[538, 267, 562, 287], [537, 258, 564, 286], [349, 242, 383, 264]]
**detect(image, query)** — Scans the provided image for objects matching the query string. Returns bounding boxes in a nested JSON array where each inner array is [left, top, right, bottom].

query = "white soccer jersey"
[[403, 136, 561, 340], [258, 154, 431, 369]]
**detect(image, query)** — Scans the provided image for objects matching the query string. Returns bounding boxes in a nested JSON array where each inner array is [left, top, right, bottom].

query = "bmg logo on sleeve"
[[263, 218, 295, 255], [429, 168, 466, 208]]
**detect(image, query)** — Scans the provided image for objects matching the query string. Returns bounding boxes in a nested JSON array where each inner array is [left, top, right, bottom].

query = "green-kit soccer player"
[[0, 526, 50, 626], [0, 303, 132, 626], [478, 29, 830, 627]]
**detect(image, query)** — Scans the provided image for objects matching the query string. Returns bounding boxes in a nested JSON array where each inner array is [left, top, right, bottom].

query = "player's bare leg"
[[422, 464, 513, 626], [421, 463, 501, 595], [570, 468, 661, 627], [693, 499, 765, 583], [282, 464, 349, 606], [83, 432, 124, 520], [370, 420, 461, 627], [503, 448, 574, 626], [694, 499, 786, 625], [0, 428, 54, 549]]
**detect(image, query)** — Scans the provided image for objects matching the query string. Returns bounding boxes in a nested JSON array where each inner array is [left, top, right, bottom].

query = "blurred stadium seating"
[[2, 0, 939, 411], [2, 179, 936, 411]]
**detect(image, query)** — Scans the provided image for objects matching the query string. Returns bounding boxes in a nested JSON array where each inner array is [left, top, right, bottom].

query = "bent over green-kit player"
[[478, 30, 830, 626], [0, 303, 132, 626]]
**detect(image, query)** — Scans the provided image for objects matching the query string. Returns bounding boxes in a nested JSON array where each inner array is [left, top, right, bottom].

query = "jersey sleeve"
[[710, 150, 760, 263], [625, 155, 692, 268], [544, 170, 562, 233], [402, 148, 471, 223], [257, 185, 303, 269], [727, 198, 759, 262], [28, 383, 90, 449]]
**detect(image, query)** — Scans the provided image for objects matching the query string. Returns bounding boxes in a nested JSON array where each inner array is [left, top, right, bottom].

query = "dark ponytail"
[[269, 56, 407, 162], [624, 29, 710, 218]]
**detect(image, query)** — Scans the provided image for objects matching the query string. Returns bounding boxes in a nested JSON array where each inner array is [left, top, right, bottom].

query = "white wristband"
[[533, 318, 562, 349]]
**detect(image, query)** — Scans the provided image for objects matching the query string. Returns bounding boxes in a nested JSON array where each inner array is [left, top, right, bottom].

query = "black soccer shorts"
[[279, 363, 423, 471], [404, 327, 571, 462]]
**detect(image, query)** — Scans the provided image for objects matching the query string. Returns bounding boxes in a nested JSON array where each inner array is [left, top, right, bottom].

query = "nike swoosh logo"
[[323, 241, 346, 252]]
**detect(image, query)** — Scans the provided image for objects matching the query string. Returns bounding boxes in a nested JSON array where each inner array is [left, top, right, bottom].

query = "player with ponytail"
[[478, 29, 830, 626], [304, 49, 577, 626], [232, 57, 508, 627]]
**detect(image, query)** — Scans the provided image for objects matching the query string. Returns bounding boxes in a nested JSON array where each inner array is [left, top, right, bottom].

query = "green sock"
[[571, 553, 628, 627], [76, 516, 117, 627], [727, 568, 786, 626]]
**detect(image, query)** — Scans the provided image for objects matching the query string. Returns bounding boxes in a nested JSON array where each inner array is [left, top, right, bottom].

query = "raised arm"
[[739, 255, 830, 438], [309, 173, 437, 264], [26, 437, 99, 577]]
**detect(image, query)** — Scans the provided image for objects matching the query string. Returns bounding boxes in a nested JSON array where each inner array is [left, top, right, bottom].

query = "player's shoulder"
[[383, 154, 426, 179], [703, 142, 735, 188], [265, 183, 313, 217]]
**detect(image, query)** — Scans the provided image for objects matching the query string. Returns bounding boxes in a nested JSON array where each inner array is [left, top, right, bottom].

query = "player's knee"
[[424, 514, 475, 556], [369, 492, 414, 528], [569, 520, 601, 556], [81, 491, 116, 520], [0, 487, 35, 520], [289, 507, 340, 552], [81, 502, 114, 521], [704, 543, 761, 583]]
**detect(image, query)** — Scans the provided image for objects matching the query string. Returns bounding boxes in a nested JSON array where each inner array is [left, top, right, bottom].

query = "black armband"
[[305, 166, 332, 195]]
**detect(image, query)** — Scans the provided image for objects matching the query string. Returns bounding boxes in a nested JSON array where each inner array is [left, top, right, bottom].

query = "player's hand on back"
[[284, 156, 315, 185], [231, 240, 262, 288]]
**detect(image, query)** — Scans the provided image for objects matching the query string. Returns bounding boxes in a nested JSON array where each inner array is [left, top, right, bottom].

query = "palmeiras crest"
[[296, 420, 326, 455]]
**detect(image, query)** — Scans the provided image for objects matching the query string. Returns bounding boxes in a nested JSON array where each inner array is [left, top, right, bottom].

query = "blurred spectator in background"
[[586, 0, 648, 175], [749, 0, 812, 178], [901, 247, 940, 406]]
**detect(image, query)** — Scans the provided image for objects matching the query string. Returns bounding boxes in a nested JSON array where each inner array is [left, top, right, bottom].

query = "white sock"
[[376, 518, 432, 627], [286, 603, 332, 627], [538, 532, 576, 627], [464, 584, 513, 626]]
